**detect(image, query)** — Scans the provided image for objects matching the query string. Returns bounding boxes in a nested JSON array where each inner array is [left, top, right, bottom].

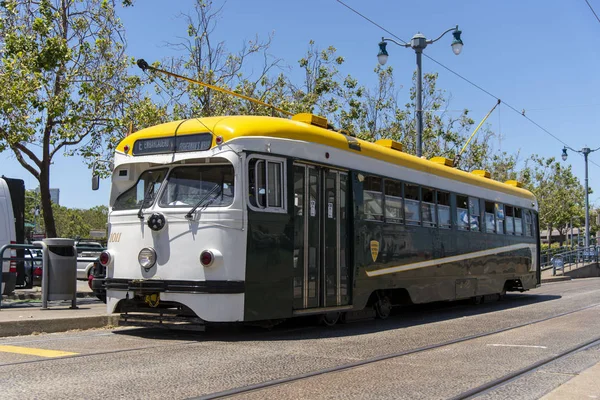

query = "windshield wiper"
[[138, 181, 157, 220], [185, 184, 222, 219]]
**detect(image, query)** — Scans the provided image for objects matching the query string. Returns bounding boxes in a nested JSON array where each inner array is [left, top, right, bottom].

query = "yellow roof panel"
[[116, 116, 535, 201]]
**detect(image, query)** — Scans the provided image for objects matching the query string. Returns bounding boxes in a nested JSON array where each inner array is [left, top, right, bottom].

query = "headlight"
[[138, 247, 156, 269]]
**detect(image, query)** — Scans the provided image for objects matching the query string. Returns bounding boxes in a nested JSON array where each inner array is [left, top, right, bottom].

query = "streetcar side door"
[[292, 163, 350, 310]]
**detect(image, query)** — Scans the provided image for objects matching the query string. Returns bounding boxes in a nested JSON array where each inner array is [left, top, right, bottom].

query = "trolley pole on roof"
[[377, 26, 464, 158], [136, 59, 294, 118]]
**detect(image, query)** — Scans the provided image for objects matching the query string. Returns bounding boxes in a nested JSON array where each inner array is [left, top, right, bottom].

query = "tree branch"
[[10, 145, 40, 180], [13, 142, 43, 168]]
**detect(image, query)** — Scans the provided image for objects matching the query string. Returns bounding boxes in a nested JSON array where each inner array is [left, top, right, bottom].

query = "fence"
[[0, 242, 105, 309], [540, 245, 599, 276]]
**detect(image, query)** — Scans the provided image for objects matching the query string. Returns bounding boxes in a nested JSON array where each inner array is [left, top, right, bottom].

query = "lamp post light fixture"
[[561, 146, 600, 247], [377, 25, 463, 158]]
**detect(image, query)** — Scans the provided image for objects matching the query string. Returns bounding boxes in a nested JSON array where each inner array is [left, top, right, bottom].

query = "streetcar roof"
[[116, 115, 536, 202]]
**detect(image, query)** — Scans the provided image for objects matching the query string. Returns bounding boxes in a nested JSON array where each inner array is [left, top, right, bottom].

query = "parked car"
[[20, 249, 42, 287], [75, 241, 103, 281], [90, 259, 106, 303]]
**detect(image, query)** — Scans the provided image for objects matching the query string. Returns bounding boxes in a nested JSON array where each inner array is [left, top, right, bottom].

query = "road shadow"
[[113, 292, 562, 342]]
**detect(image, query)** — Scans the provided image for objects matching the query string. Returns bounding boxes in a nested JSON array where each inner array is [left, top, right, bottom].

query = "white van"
[[0, 178, 16, 295]]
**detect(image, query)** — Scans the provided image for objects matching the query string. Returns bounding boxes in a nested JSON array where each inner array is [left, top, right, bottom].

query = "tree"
[[524, 156, 586, 245], [0, 0, 135, 237]]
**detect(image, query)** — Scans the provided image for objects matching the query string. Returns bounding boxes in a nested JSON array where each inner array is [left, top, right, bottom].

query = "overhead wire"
[[584, 0, 600, 24], [335, 0, 597, 164]]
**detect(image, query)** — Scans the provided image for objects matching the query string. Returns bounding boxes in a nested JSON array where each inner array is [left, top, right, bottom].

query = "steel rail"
[[452, 336, 600, 399], [191, 302, 600, 399]]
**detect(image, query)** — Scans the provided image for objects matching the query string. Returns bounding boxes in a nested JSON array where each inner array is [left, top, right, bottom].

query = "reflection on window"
[[404, 184, 420, 225], [457, 195, 469, 230], [514, 207, 523, 235], [525, 210, 533, 236], [484, 201, 495, 233], [422, 188, 436, 227], [437, 191, 451, 229], [505, 206, 514, 234], [267, 162, 282, 208], [364, 176, 383, 221], [384, 179, 403, 223], [249, 158, 285, 211], [159, 165, 234, 208], [113, 168, 168, 210], [496, 203, 505, 234], [469, 197, 480, 232]]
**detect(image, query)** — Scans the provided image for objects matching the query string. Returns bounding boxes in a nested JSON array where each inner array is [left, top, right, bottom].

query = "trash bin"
[[43, 238, 76, 301]]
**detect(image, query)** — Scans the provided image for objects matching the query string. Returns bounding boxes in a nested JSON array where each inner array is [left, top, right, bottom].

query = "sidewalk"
[[0, 300, 118, 338], [541, 361, 600, 399], [0, 282, 117, 338]]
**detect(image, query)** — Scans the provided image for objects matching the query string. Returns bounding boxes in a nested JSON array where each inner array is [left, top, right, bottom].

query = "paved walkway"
[[542, 361, 600, 399], [0, 280, 114, 337]]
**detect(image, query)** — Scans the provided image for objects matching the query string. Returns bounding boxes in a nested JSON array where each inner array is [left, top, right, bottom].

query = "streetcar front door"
[[292, 164, 350, 310]]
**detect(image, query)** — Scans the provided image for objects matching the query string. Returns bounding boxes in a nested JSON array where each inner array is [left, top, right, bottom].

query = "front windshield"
[[113, 168, 168, 210], [159, 165, 234, 208]]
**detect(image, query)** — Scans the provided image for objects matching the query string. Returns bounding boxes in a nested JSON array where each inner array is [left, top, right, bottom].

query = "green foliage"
[[0, 0, 143, 236], [523, 155, 586, 238], [24, 189, 107, 238]]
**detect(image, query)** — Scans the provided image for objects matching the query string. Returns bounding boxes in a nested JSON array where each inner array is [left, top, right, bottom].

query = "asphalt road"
[[1, 278, 600, 399]]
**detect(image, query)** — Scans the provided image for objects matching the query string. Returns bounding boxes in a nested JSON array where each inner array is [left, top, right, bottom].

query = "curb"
[[0, 314, 120, 338], [541, 276, 572, 283], [2, 292, 97, 301]]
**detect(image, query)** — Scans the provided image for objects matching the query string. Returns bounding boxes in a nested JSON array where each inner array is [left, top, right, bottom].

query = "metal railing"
[[0, 243, 105, 309], [540, 245, 599, 276]]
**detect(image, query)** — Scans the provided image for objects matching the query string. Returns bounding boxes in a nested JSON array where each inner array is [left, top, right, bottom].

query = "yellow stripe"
[[0, 345, 78, 358], [366, 243, 536, 277], [115, 116, 536, 201]]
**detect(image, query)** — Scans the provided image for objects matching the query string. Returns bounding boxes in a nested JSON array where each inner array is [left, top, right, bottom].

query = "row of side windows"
[[362, 175, 535, 237]]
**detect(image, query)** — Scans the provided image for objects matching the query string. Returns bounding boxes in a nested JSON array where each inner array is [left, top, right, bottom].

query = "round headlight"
[[138, 247, 156, 269]]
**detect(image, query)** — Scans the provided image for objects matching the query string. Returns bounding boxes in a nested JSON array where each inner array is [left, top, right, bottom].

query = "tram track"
[[191, 302, 600, 399], [450, 336, 600, 399]]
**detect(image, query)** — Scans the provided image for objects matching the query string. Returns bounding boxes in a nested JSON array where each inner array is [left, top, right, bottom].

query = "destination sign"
[[132, 133, 212, 155]]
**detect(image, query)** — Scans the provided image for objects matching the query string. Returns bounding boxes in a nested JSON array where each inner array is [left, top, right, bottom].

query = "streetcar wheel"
[[319, 312, 340, 326], [375, 296, 392, 319]]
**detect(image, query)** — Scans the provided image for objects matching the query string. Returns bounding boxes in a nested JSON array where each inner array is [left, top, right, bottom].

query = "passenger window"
[[384, 179, 403, 224], [469, 197, 481, 232], [525, 210, 533, 237], [456, 195, 469, 230], [495, 203, 505, 234], [363, 176, 383, 221], [421, 188, 436, 227], [404, 184, 420, 225], [514, 207, 523, 235], [505, 206, 514, 234], [437, 191, 451, 229], [248, 157, 286, 212], [484, 201, 495, 233]]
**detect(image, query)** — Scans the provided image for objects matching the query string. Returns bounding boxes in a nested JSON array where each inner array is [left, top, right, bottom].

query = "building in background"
[[49, 188, 60, 205]]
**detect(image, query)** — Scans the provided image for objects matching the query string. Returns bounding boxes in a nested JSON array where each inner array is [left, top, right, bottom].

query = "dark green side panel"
[[244, 159, 294, 322]]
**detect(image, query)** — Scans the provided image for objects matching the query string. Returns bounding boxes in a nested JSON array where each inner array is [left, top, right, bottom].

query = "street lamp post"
[[377, 26, 463, 158], [562, 146, 600, 247]]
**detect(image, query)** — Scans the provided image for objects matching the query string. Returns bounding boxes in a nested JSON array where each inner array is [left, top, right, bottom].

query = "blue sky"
[[2, 0, 600, 208]]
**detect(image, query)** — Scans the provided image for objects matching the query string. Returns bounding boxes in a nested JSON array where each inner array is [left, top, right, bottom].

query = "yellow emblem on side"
[[144, 293, 160, 308], [370, 240, 379, 262]]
